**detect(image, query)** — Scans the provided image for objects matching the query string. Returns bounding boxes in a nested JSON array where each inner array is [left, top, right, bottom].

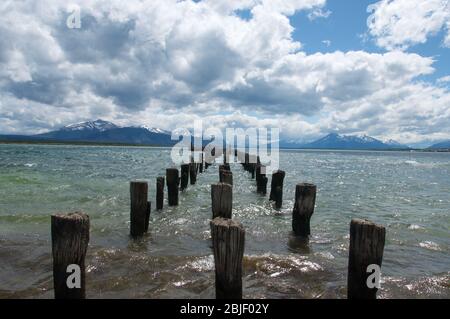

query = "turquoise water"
[[0, 144, 449, 298]]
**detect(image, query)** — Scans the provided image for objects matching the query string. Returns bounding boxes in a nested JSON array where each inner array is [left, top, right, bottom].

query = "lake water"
[[0, 144, 449, 298]]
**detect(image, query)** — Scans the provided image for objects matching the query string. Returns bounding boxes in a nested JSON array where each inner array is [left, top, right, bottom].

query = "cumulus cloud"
[[367, 0, 450, 50], [0, 0, 450, 145]]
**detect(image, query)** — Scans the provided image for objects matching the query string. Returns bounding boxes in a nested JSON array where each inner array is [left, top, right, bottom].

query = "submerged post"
[[211, 183, 233, 219], [292, 183, 317, 238], [130, 181, 150, 237], [51, 212, 90, 299], [166, 168, 179, 206], [180, 164, 190, 191], [210, 218, 245, 299], [269, 170, 285, 209], [156, 177, 164, 210], [348, 219, 386, 299]]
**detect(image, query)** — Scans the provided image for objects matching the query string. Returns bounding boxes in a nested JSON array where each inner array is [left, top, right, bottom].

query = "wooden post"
[[166, 168, 179, 206], [156, 177, 164, 210], [211, 183, 233, 219], [219, 170, 233, 186], [269, 170, 285, 209], [51, 212, 89, 299], [256, 165, 267, 194], [130, 181, 150, 237], [199, 153, 204, 173], [292, 183, 316, 237], [180, 164, 190, 191], [189, 161, 197, 185], [219, 164, 230, 172], [257, 177, 268, 195], [348, 219, 386, 299], [210, 218, 245, 299]]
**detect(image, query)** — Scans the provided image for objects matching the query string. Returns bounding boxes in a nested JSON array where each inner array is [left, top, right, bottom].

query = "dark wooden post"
[[348, 219, 386, 299], [199, 153, 204, 173], [189, 159, 197, 185], [219, 164, 230, 172], [130, 181, 150, 237], [292, 183, 317, 237], [269, 170, 285, 209], [219, 170, 233, 186], [166, 168, 179, 206], [51, 212, 90, 299], [180, 164, 190, 191], [210, 218, 245, 299], [211, 183, 233, 219], [156, 177, 164, 210], [257, 176, 268, 195], [256, 165, 268, 194]]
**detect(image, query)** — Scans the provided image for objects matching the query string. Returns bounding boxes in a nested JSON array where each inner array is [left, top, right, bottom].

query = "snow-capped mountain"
[[383, 139, 409, 148], [62, 119, 119, 132], [33, 119, 176, 146], [140, 125, 171, 135], [300, 133, 410, 150]]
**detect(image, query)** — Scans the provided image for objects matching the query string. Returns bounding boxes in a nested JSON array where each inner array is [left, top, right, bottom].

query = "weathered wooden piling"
[[348, 219, 386, 299], [219, 170, 233, 186], [156, 177, 164, 210], [51, 212, 90, 299], [257, 178, 268, 195], [199, 153, 204, 173], [211, 183, 233, 219], [210, 218, 245, 299], [292, 183, 317, 238], [166, 168, 179, 206], [269, 170, 285, 208], [189, 162, 197, 185], [180, 164, 190, 191], [256, 164, 268, 194], [130, 181, 150, 237], [219, 164, 230, 172]]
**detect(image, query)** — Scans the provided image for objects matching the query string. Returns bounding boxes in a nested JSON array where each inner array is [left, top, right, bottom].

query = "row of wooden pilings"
[[50, 149, 386, 299]]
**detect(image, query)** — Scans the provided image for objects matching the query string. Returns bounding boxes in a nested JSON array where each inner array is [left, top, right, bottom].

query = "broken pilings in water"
[[130, 181, 150, 237], [211, 183, 233, 219], [269, 170, 285, 209], [51, 212, 90, 299], [156, 177, 164, 210], [292, 183, 316, 238], [347, 219, 386, 299], [166, 168, 179, 206], [210, 217, 245, 299]]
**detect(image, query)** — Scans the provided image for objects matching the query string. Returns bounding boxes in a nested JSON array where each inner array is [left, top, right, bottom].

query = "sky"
[[0, 0, 449, 147]]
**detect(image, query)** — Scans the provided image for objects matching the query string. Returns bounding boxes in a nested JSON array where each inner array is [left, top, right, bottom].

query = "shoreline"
[[1, 140, 449, 153]]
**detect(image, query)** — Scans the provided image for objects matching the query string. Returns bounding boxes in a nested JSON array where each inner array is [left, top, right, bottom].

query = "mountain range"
[[0, 119, 448, 150]]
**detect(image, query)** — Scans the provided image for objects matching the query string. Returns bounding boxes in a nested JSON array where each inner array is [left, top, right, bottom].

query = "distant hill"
[[297, 133, 410, 150], [428, 140, 450, 150]]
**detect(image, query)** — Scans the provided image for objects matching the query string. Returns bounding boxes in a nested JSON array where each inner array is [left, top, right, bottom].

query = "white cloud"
[[308, 8, 332, 21], [367, 0, 450, 50]]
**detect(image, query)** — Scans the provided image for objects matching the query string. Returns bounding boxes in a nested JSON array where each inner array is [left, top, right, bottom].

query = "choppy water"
[[0, 144, 449, 299]]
